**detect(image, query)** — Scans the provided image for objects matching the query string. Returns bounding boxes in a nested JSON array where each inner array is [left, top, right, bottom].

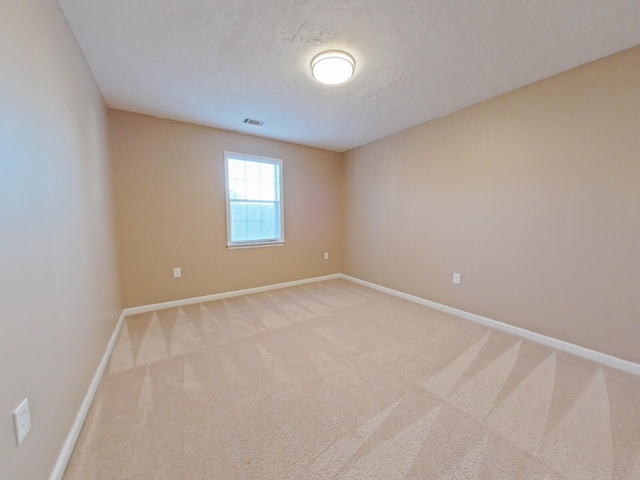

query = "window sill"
[[227, 242, 285, 250]]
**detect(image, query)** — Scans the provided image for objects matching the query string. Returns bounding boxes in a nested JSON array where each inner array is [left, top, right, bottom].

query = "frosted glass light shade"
[[311, 51, 355, 85]]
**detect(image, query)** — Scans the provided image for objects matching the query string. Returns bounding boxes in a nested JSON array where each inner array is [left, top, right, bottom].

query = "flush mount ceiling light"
[[311, 51, 355, 85]]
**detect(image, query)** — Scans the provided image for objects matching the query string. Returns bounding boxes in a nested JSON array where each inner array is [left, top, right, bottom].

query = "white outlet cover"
[[324, 252, 329, 260], [173, 267, 182, 278], [453, 273, 461, 285], [13, 398, 31, 446]]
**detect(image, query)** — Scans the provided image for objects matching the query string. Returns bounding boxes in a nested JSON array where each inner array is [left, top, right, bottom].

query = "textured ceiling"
[[57, 0, 640, 152]]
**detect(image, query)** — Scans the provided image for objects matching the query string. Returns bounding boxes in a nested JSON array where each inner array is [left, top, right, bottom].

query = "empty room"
[[2, 0, 640, 479]]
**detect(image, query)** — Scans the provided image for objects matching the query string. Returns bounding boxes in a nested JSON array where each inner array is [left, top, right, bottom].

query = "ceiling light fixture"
[[311, 51, 355, 85]]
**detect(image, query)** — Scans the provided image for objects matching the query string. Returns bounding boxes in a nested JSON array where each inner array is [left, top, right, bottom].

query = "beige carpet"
[[64, 279, 640, 479]]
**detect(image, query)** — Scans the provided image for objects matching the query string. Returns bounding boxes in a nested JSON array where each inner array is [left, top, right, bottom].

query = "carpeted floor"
[[64, 279, 640, 479]]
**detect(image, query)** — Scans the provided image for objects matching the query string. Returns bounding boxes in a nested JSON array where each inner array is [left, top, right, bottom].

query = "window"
[[224, 152, 284, 248]]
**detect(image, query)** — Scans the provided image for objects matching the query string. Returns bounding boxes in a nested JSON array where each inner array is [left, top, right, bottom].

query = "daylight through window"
[[224, 152, 284, 248]]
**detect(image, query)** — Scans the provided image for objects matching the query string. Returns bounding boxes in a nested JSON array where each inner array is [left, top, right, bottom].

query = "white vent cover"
[[242, 118, 264, 127]]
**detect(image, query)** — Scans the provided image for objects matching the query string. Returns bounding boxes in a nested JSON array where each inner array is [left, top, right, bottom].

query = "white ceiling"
[[58, 0, 640, 152]]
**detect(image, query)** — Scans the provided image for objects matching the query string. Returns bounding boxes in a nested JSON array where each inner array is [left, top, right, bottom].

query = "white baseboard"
[[50, 273, 342, 478], [50, 271, 638, 479], [341, 274, 640, 377], [49, 273, 342, 479], [123, 273, 342, 316], [49, 311, 127, 480]]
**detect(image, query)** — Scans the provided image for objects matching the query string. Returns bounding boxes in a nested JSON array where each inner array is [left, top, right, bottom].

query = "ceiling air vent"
[[242, 117, 264, 127]]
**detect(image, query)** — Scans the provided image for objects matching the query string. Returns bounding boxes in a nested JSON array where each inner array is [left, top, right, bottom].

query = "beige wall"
[[109, 110, 343, 307], [0, 1, 121, 479], [343, 46, 640, 364]]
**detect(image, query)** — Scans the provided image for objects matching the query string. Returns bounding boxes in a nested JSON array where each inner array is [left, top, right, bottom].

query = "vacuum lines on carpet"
[[64, 279, 640, 479]]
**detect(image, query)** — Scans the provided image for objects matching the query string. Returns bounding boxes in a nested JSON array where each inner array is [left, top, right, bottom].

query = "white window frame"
[[224, 151, 285, 249]]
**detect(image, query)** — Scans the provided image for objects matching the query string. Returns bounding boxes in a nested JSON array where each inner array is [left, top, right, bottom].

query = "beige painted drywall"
[[343, 46, 640, 364], [0, 1, 121, 478], [109, 110, 343, 307]]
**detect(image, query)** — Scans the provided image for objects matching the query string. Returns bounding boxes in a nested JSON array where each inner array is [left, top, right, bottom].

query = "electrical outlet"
[[324, 252, 329, 260], [453, 273, 461, 285], [13, 398, 31, 446], [173, 267, 182, 278]]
